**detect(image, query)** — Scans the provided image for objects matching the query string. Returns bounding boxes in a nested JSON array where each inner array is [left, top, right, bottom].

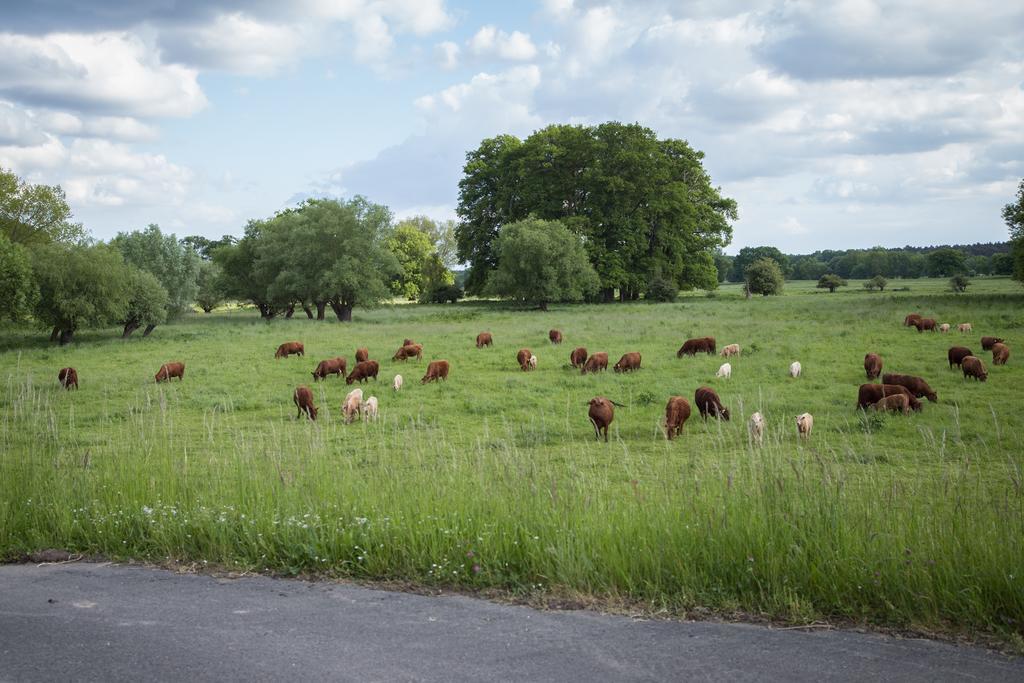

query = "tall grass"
[[2, 279, 1023, 642]]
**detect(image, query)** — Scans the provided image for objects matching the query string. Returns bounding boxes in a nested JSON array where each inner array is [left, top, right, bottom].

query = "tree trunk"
[[122, 320, 140, 338], [285, 305, 295, 319], [330, 301, 353, 322], [303, 305, 314, 319], [258, 303, 275, 319], [601, 287, 614, 303], [538, 301, 548, 311], [202, 307, 213, 314], [143, 324, 156, 337], [619, 288, 628, 303], [49, 327, 60, 342], [315, 301, 326, 320], [631, 289, 640, 301], [59, 328, 74, 346]]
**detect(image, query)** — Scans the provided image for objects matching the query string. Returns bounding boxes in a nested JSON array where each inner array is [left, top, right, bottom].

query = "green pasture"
[[2, 277, 1023, 644]]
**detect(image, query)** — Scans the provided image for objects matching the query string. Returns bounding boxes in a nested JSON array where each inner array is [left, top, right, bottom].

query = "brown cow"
[[664, 396, 691, 440], [355, 348, 369, 363], [581, 352, 609, 375], [864, 353, 882, 380], [549, 329, 563, 344], [613, 352, 641, 373], [981, 336, 1004, 351], [402, 339, 415, 347], [913, 318, 937, 333], [694, 386, 729, 420], [312, 357, 347, 381], [677, 337, 716, 357], [569, 347, 588, 368], [857, 384, 921, 411], [293, 386, 317, 420], [275, 341, 304, 359], [421, 360, 450, 383], [904, 313, 922, 327], [882, 373, 938, 402], [58, 367, 78, 390], [961, 356, 987, 382], [871, 394, 911, 415], [516, 348, 533, 371], [346, 360, 380, 384], [393, 344, 423, 361], [476, 332, 493, 348], [588, 397, 615, 442], [155, 362, 185, 383], [992, 343, 1010, 366], [948, 346, 973, 369]]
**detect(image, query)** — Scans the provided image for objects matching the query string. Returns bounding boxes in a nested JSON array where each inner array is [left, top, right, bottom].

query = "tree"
[[949, 274, 971, 293], [419, 253, 456, 303], [817, 273, 847, 293], [966, 255, 990, 276], [487, 218, 600, 310], [992, 252, 1013, 275], [926, 248, 967, 277], [1003, 179, 1024, 283], [0, 232, 36, 321], [182, 234, 237, 260], [792, 256, 828, 280], [731, 246, 790, 281], [385, 222, 438, 300], [120, 268, 169, 337], [0, 168, 86, 245], [744, 257, 784, 296], [713, 251, 734, 282], [195, 260, 223, 313], [32, 243, 130, 344], [213, 221, 280, 318], [864, 275, 888, 291], [111, 224, 200, 332]]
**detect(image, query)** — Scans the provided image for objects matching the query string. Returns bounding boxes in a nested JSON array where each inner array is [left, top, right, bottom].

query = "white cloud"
[[159, 13, 312, 76], [436, 41, 460, 69], [468, 26, 538, 61]]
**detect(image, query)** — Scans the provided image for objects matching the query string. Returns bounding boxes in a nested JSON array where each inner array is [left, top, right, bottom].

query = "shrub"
[[949, 275, 971, 293], [645, 276, 678, 302]]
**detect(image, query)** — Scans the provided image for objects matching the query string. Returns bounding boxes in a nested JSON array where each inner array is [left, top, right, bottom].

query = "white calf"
[[716, 362, 732, 379], [392, 374, 403, 391], [796, 413, 813, 439], [789, 361, 802, 378], [748, 411, 765, 446], [363, 396, 379, 421]]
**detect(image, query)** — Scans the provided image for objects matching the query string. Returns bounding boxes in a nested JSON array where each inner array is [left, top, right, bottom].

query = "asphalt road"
[[0, 563, 1019, 682]]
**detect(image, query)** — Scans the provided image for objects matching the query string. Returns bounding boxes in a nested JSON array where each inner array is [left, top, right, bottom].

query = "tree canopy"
[[456, 122, 736, 300], [926, 248, 968, 277], [817, 273, 847, 293], [112, 224, 200, 323], [0, 168, 86, 245], [1004, 178, 1024, 283], [745, 257, 784, 296], [120, 268, 169, 337], [731, 246, 790, 281], [0, 232, 36, 322]]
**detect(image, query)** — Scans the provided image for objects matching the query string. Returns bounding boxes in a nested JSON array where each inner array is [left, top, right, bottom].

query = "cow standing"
[[58, 367, 79, 390]]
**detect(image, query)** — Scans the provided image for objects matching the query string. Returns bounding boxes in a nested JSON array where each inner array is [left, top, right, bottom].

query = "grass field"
[[2, 277, 1023, 645]]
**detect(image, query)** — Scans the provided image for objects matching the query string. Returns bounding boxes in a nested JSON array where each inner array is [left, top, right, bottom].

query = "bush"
[[423, 284, 463, 304], [864, 275, 888, 291], [949, 275, 971, 293], [645, 276, 678, 302], [744, 258, 784, 296], [817, 273, 847, 293]]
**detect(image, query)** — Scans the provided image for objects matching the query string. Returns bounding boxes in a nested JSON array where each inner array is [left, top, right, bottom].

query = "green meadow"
[[2, 277, 1023, 644]]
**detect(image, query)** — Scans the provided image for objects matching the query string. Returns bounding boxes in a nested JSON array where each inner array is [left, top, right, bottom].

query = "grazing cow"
[[882, 373, 938, 402], [528, 354, 537, 370], [981, 336, 1004, 351], [346, 360, 379, 384], [914, 318, 937, 333], [476, 332, 493, 348], [392, 344, 423, 361], [393, 374, 403, 391], [939, 323, 950, 333], [796, 413, 813, 439], [613, 352, 642, 373], [677, 337, 716, 357], [789, 361, 802, 378], [748, 412, 765, 446], [570, 347, 588, 368], [363, 396, 379, 421], [517, 348, 533, 371], [948, 346, 973, 369], [904, 313, 923, 327], [549, 329, 563, 344], [864, 353, 882, 380], [694, 386, 730, 421], [275, 341, 304, 359], [342, 388, 363, 423], [402, 339, 415, 347], [664, 397, 691, 440], [312, 357, 347, 381], [293, 386, 317, 421], [155, 362, 185, 383], [992, 343, 1010, 366], [421, 360, 450, 383], [581, 352, 609, 375], [716, 362, 732, 379], [355, 348, 369, 363], [958, 323, 973, 333], [720, 343, 740, 358], [587, 397, 615, 442], [58, 367, 78, 390], [871, 394, 911, 415], [857, 384, 921, 411], [961, 356, 987, 382]]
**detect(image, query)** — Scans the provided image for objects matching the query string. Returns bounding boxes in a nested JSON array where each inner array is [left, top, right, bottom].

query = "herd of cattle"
[[51, 313, 1011, 443]]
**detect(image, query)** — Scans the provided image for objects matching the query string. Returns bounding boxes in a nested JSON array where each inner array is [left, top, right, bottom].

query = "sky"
[[1, 0, 1022, 254]]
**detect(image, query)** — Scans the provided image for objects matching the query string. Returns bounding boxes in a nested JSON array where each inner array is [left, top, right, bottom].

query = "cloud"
[[468, 26, 538, 61], [436, 41, 460, 69]]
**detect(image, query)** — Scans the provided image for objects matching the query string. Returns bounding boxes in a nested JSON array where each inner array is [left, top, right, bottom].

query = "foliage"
[[785, 244, 1015, 280], [791, 256, 828, 281], [645, 275, 678, 302], [816, 273, 847, 293], [864, 275, 888, 291], [731, 246, 790, 281], [423, 284, 463, 304], [195, 260, 224, 313], [213, 221, 279, 318], [487, 218, 600, 310], [419, 254, 456, 303], [456, 123, 736, 299], [181, 235, 237, 260], [1004, 178, 1024, 283], [386, 223, 438, 300], [991, 253, 1014, 275], [745, 257, 784, 296], [713, 251, 734, 282], [0, 167, 86, 245], [926, 247, 968, 278], [949, 274, 971, 293], [111, 224, 200, 320], [0, 232, 37, 322], [120, 268, 169, 337]]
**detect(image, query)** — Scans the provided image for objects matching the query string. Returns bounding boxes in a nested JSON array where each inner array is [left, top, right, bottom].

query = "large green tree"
[[111, 224, 200, 331], [385, 222, 439, 300], [0, 168, 86, 245], [731, 246, 790, 281], [744, 257, 784, 296], [120, 268, 169, 338], [487, 218, 599, 310], [1004, 178, 1024, 283], [0, 232, 36, 321], [213, 221, 280, 318], [195, 260, 224, 313], [926, 248, 968, 277], [816, 273, 847, 293]]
